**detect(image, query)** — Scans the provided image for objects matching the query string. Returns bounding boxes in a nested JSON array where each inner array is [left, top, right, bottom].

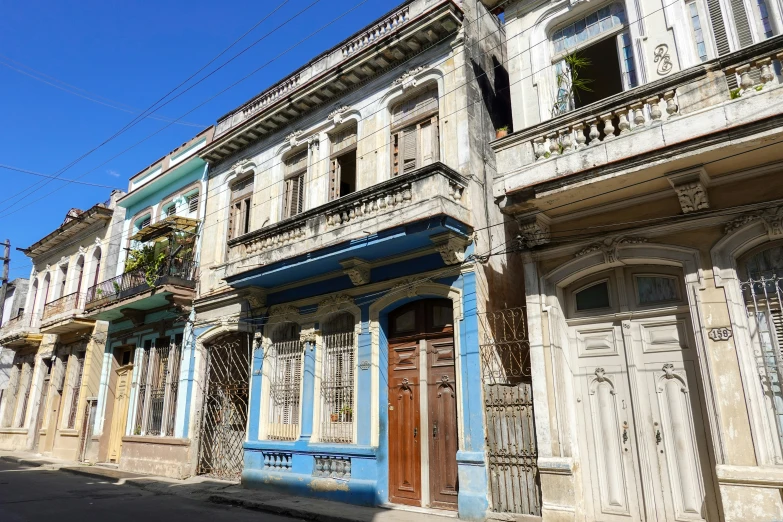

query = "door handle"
[[622, 421, 628, 444], [433, 421, 438, 438], [413, 427, 417, 438], [656, 429, 662, 445]]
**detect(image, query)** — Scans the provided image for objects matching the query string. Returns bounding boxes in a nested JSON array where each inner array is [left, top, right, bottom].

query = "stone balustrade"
[[532, 90, 680, 162], [262, 452, 293, 471], [726, 51, 783, 98], [223, 162, 470, 275], [313, 456, 352, 479], [342, 5, 409, 56], [0, 313, 41, 346]]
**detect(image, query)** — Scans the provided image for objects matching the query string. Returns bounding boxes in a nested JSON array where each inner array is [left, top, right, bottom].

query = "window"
[[7, 359, 34, 428], [164, 203, 176, 217], [228, 177, 253, 240], [551, 3, 636, 114], [284, 150, 307, 218], [186, 192, 199, 214], [575, 281, 611, 311], [266, 323, 304, 441], [636, 276, 679, 304], [133, 337, 181, 437], [687, 1, 708, 61], [329, 125, 358, 200], [136, 215, 151, 231], [391, 87, 440, 176], [65, 351, 85, 429], [320, 313, 356, 443]]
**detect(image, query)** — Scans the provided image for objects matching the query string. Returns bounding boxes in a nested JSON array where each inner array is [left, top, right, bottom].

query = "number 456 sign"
[[708, 327, 733, 342]]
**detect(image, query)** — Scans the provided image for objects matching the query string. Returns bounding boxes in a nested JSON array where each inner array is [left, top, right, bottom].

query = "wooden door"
[[34, 375, 50, 452], [388, 340, 422, 506], [572, 323, 645, 522], [427, 337, 459, 510], [626, 316, 718, 522], [108, 366, 132, 462]]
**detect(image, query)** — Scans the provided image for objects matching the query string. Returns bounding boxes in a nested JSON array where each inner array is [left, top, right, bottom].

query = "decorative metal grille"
[[741, 271, 783, 460], [267, 324, 304, 441], [320, 314, 355, 443], [197, 335, 251, 480], [134, 342, 180, 436], [66, 352, 85, 429], [478, 307, 541, 516]]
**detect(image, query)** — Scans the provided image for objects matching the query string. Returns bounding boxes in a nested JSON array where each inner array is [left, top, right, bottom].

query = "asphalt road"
[[0, 460, 299, 522]]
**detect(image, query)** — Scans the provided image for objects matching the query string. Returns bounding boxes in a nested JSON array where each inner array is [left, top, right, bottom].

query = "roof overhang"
[[22, 205, 113, 258], [200, 0, 463, 164]]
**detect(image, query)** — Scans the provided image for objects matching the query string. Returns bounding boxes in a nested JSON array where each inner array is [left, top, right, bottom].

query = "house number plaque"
[[359, 360, 371, 370], [708, 327, 733, 341]]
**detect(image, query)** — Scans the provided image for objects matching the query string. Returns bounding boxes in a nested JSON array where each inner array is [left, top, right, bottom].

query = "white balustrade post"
[[600, 113, 615, 140]]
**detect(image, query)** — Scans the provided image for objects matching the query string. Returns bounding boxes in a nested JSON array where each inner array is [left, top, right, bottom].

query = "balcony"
[[0, 313, 42, 348], [492, 36, 783, 213], [85, 217, 199, 321], [215, 162, 471, 290], [40, 292, 94, 335]]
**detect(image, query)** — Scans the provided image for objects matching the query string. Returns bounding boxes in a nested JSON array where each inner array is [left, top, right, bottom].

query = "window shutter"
[[393, 88, 438, 128], [402, 127, 418, 174], [329, 158, 341, 201], [392, 133, 401, 176], [730, 0, 754, 48], [165, 204, 176, 217], [139, 216, 151, 230], [296, 174, 305, 214], [706, 0, 731, 56], [187, 193, 199, 214], [331, 126, 357, 155]]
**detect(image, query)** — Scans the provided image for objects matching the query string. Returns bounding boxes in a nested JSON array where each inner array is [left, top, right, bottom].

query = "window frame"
[[329, 124, 358, 201], [228, 175, 254, 241], [283, 148, 308, 218], [318, 312, 358, 444], [390, 87, 440, 177]]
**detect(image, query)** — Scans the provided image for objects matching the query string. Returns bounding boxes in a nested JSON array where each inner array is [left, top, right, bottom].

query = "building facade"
[[490, 0, 783, 518], [87, 128, 212, 478], [191, 0, 521, 519], [0, 278, 29, 392], [0, 196, 122, 462]]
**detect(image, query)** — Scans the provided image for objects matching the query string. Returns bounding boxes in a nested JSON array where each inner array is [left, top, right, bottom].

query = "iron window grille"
[[320, 313, 356, 443], [133, 338, 181, 437], [66, 351, 85, 429], [267, 324, 304, 441]]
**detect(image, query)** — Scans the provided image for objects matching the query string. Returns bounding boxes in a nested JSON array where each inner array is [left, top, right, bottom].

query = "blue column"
[[456, 270, 489, 520], [298, 338, 316, 442], [248, 340, 264, 441], [357, 305, 372, 446], [178, 314, 199, 438]]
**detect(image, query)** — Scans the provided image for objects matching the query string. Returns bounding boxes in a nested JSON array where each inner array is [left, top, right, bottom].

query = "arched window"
[[28, 280, 39, 322], [320, 312, 356, 443], [75, 256, 85, 295], [283, 149, 307, 218], [42, 274, 52, 306], [329, 124, 358, 200], [59, 264, 68, 299], [91, 248, 102, 288], [391, 86, 439, 176], [229, 176, 253, 239], [266, 322, 303, 441]]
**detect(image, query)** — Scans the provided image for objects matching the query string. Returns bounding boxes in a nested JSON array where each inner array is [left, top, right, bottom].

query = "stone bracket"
[[667, 166, 710, 214], [515, 213, 551, 248], [429, 231, 471, 265], [340, 258, 371, 286]]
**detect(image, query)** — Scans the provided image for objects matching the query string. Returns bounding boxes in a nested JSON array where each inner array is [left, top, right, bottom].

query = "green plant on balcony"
[[125, 244, 167, 287], [551, 52, 593, 118]]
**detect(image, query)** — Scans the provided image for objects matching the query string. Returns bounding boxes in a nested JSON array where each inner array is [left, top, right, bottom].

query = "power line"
[[0, 164, 123, 189]]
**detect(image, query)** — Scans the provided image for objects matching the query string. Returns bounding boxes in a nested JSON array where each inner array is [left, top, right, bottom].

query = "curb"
[[208, 494, 363, 522], [59, 466, 147, 488], [0, 455, 50, 468]]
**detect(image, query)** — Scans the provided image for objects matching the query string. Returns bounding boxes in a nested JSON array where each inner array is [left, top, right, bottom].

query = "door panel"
[[427, 338, 459, 510], [108, 367, 131, 462], [573, 324, 644, 522], [389, 341, 422, 505]]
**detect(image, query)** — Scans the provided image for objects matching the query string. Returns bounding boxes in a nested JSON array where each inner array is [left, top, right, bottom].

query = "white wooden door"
[[573, 323, 645, 522], [625, 316, 718, 522]]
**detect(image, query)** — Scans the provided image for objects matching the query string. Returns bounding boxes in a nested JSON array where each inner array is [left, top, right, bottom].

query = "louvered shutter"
[[392, 88, 438, 128], [187, 193, 199, 214], [402, 127, 418, 174], [329, 158, 341, 201], [707, 0, 731, 55], [731, 0, 754, 48], [772, 308, 783, 359]]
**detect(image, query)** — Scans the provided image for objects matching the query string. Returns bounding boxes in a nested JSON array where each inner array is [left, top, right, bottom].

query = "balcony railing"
[[0, 312, 41, 344], [42, 292, 85, 321], [493, 36, 783, 180], [85, 256, 196, 309]]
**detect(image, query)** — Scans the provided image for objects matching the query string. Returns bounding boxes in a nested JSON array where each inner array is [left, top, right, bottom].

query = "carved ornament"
[[430, 231, 471, 265], [268, 304, 300, 322], [328, 106, 350, 125], [723, 205, 783, 239], [317, 294, 354, 315], [232, 158, 252, 173], [340, 258, 371, 286], [574, 236, 648, 264], [393, 65, 429, 90], [515, 214, 551, 248], [244, 288, 267, 309], [654, 44, 673, 75], [285, 130, 303, 148], [390, 277, 428, 299], [667, 167, 710, 214]]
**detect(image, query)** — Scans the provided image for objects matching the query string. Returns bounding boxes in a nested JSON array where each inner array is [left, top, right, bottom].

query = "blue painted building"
[[192, 0, 521, 519], [87, 127, 213, 477]]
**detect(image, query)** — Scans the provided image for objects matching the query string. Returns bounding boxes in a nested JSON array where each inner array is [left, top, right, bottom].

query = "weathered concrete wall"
[[119, 437, 192, 479]]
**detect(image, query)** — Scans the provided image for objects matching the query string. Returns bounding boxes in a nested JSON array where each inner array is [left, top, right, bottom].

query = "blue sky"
[[0, 0, 402, 280]]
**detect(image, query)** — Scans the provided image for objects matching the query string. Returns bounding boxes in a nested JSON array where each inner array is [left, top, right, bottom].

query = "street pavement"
[[0, 459, 300, 522]]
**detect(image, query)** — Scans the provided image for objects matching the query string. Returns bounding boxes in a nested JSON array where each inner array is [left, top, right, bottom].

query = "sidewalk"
[[0, 451, 457, 522]]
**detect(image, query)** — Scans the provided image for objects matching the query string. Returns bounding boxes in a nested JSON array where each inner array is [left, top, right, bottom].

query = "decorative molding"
[[393, 65, 429, 90], [285, 130, 303, 148], [94, 236, 102, 246], [574, 236, 648, 264], [231, 158, 252, 173], [429, 231, 470, 265], [340, 258, 371, 286], [78, 245, 87, 255], [300, 328, 319, 344], [390, 277, 428, 298], [654, 44, 673, 75], [667, 166, 710, 213], [515, 214, 551, 247], [723, 205, 783, 239], [244, 288, 267, 309], [268, 304, 300, 322], [328, 105, 350, 125], [317, 294, 354, 315]]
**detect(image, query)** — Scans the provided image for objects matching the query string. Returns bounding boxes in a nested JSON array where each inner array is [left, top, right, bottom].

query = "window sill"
[[121, 435, 190, 446], [0, 428, 29, 435], [59, 429, 79, 437]]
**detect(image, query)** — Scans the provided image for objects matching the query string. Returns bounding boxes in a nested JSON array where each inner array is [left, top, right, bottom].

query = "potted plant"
[[495, 126, 509, 139], [340, 405, 353, 422], [330, 412, 340, 422]]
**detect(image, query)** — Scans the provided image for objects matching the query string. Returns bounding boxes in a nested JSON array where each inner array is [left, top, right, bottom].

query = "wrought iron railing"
[[43, 292, 85, 321], [85, 256, 196, 308]]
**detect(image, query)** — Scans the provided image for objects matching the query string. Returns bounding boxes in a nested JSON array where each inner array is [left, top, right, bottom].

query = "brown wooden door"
[[427, 337, 459, 510], [388, 340, 422, 506]]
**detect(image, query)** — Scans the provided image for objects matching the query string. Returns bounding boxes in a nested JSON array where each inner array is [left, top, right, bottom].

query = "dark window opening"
[[573, 37, 624, 109], [334, 152, 356, 198]]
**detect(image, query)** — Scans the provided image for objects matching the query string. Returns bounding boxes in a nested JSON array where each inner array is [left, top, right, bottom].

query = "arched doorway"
[[566, 265, 717, 521], [196, 332, 251, 480], [387, 298, 459, 510]]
